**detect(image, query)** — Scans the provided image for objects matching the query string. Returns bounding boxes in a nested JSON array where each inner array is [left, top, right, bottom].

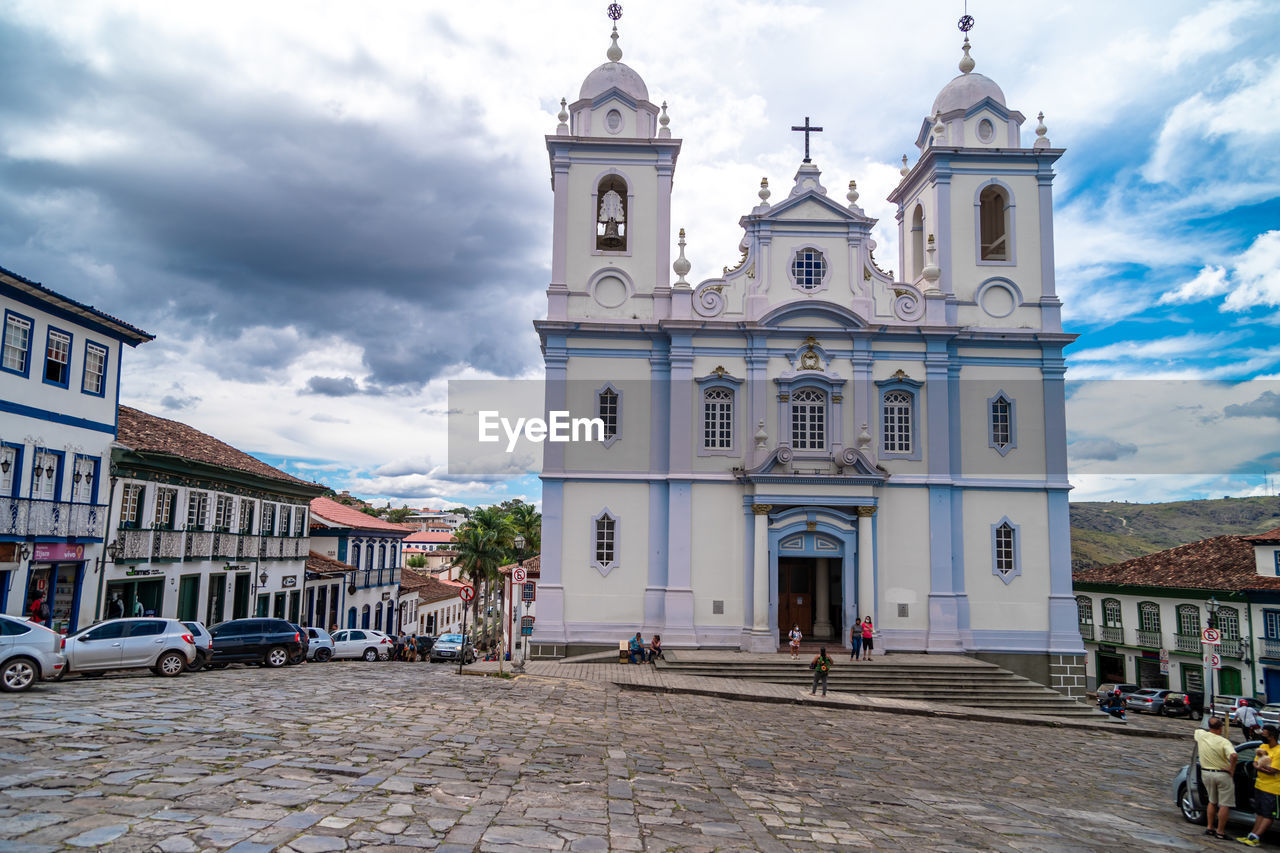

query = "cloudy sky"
[[1, 0, 1277, 507]]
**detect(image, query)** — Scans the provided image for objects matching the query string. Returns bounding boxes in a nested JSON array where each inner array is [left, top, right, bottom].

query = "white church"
[[530, 18, 1084, 694]]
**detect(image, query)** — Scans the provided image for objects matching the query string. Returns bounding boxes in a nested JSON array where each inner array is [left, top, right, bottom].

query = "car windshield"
[[439, 634, 463, 643]]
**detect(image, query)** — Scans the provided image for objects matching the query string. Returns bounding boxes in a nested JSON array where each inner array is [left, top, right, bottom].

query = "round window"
[[977, 118, 995, 143], [606, 109, 623, 134], [791, 249, 827, 291]]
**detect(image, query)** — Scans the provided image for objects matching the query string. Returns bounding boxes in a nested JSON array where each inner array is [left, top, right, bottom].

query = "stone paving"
[[0, 660, 1225, 851]]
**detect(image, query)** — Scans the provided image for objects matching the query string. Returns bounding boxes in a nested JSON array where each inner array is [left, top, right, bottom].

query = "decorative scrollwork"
[[693, 281, 726, 317], [893, 284, 925, 322], [838, 447, 860, 467], [776, 447, 793, 465]]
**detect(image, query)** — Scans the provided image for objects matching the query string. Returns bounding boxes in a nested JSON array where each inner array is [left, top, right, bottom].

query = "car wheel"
[[287, 653, 305, 666], [1179, 782, 1205, 824], [1157, 706, 1166, 716], [153, 652, 186, 677], [52, 664, 68, 682], [185, 653, 206, 673], [263, 646, 289, 668], [0, 656, 38, 692], [363, 648, 378, 662], [315, 648, 332, 662], [1192, 710, 1203, 721]]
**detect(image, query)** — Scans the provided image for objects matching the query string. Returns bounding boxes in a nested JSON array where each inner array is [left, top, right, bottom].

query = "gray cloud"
[[309, 413, 350, 424], [1225, 390, 1280, 420], [304, 376, 361, 397], [1069, 438, 1139, 462], [0, 16, 544, 388], [160, 393, 200, 411]]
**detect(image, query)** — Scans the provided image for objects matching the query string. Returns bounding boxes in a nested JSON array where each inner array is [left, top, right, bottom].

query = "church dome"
[[930, 38, 1005, 115], [579, 27, 649, 102]]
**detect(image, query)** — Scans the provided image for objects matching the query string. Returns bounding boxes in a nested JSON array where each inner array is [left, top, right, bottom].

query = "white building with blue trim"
[[530, 25, 1083, 693], [0, 264, 152, 633]]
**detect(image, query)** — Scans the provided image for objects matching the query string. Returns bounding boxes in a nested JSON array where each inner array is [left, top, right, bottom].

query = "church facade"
[[530, 23, 1084, 693]]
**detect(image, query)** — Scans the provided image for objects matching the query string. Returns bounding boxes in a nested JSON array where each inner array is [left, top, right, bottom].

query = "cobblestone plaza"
[[0, 663, 1215, 851]]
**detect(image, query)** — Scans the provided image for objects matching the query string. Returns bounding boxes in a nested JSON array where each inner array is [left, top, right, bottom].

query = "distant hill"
[[1070, 496, 1280, 571]]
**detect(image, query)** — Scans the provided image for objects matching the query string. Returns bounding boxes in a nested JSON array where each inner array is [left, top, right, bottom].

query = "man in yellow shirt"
[[1195, 717, 1239, 840], [1238, 724, 1280, 847]]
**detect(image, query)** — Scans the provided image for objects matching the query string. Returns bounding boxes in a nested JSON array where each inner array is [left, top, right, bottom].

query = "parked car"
[[62, 618, 196, 678], [1257, 703, 1280, 726], [1175, 737, 1266, 829], [415, 635, 437, 658], [0, 614, 66, 692], [430, 633, 476, 664], [1097, 683, 1139, 701], [1214, 695, 1265, 721], [1161, 691, 1205, 720], [305, 627, 335, 662], [330, 629, 393, 661], [207, 618, 304, 668], [1127, 688, 1177, 715], [287, 623, 310, 665], [181, 621, 213, 672]]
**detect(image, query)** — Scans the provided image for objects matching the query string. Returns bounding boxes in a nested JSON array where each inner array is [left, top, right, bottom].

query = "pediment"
[[761, 191, 866, 223]]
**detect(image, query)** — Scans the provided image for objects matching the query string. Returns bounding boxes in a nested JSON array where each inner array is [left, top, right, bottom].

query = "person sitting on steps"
[[628, 632, 645, 664]]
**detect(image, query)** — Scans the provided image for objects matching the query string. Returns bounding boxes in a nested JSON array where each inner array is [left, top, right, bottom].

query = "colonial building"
[[399, 567, 467, 637], [532, 21, 1081, 692], [0, 264, 152, 632], [308, 496, 410, 633], [500, 554, 540, 660], [1076, 526, 1280, 702], [303, 550, 352, 631], [105, 406, 324, 624]]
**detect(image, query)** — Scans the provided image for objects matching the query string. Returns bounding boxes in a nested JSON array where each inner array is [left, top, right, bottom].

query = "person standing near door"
[[28, 593, 49, 625], [860, 617, 874, 661], [849, 620, 862, 661], [788, 624, 802, 660]]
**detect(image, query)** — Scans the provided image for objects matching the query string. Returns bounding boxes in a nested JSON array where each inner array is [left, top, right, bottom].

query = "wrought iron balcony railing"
[[1219, 638, 1245, 658], [0, 497, 107, 539], [1135, 629, 1161, 648], [1078, 624, 1095, 641], [1174, 634, 1202, 654], [1261, 638, 1280, 660], [1099, 626, 1123, 644]]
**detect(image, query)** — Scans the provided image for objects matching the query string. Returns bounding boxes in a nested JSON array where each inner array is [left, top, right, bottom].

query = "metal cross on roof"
[[791, 117, 823, 163]]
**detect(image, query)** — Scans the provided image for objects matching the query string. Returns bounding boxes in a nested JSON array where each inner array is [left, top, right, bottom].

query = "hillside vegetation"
[[1070, 496, 1280, 571]]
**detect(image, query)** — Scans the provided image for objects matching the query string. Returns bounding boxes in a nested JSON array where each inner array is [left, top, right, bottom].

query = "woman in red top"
[[860, 617, 874, 661]]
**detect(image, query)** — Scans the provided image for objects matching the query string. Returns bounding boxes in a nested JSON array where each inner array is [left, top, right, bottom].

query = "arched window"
[[911, 205, 925, 278], [347, 607, 357, 628], [790, 388, 827, 450], [386, 602, 396, 634], [702, 387, 733, 450], [882, 390, 913, 454], [596, 175, 628, 251], [979, 185, 1009, 260], [989, 392, 1015, 454], [1217, 606, 1240, 640], [597, 385, 619, 443], [1076, 596, 1093, 625], [366, 544, 375, 571], [592, 510, 618, 575], [1102, 598, 1122, 628], [1176, 604, 1200, 637], [351, 542, 361, 569], [374, 605, 383, 631], [379, 544, 387, 570], [1139, 601, 1161, 634], [361, 604, 371, 629], [993, 521, 1016, 580]]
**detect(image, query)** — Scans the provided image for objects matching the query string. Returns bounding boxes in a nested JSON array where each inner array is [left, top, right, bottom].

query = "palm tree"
[[454, 509, 514, 674], [509, 503, 542, 555]]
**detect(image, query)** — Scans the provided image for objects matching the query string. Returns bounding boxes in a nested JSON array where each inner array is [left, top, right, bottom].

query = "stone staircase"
[[654, 654, 1101, 718]]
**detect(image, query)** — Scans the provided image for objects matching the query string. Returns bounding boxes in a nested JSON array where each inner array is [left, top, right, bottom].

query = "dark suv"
[[208, 618, 304, 668]]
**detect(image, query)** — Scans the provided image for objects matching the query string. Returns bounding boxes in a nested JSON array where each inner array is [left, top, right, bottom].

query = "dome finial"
[[957, 8, 976, 74], [758, 177, 771, 204], [607, 25, 623, 62], [900, 154, 910, 176], [846, 179, 859, 207], [1033, 111, 1051, 149], [959, 36, 975, 74]]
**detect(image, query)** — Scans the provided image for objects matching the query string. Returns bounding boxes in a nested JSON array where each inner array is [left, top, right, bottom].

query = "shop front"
[[25, 543, 89, 634], [104, 566, 165, 620]]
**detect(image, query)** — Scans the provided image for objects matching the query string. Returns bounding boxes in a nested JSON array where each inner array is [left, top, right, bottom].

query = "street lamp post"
[[1206, 596, 1220, 723], [512, 534, 526, 674]]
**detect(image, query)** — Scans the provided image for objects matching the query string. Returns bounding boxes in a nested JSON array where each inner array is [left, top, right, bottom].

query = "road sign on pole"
[[513, 567, 527, 584], [1203, 627, 1221, 644], [460, 585, 475, 603], [1207, 652, 1222, 670]]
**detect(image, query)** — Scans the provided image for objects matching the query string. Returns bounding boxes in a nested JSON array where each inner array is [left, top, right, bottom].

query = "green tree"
[[385, 507, 414, 524], [406, 554, 427, 569], [508, 503, 541, 556], [454, 507, 516, 674]]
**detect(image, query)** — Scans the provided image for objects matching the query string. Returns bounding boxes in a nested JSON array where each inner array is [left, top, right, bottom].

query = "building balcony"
[[151, 529, 184, 561], [185, 530, 213, 559], [0, 497, 107, 540], [1135, 629, 1162, 648], [1261, 638, 1280, 660], [1078, 623, 1094, 641], [1174, 634, 1202, 654], [1100, 626, 1123, 644], [213, 532, 238, 558], [1219, 638, 1245, 658], [261, 536, 283, 559]]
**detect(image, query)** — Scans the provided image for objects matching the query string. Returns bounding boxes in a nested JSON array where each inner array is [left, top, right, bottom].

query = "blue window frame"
[[71, 455, 100, 504], [0, 442, 22, 497], [1274, 551, 1280, 576], [875, 373, 923, 461], [81, 340, 108, 397], [1, 309, 34, 377], [30, 449, 65, 501], [1266, 609, 1280, 641], [42, 326, 73, 388]]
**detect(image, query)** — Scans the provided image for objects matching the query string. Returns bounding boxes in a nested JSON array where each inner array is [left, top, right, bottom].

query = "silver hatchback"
[[63, 618, 197, 678]]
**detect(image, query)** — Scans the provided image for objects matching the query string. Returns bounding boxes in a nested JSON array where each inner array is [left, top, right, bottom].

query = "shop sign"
[[34, 543, 84, 562], [282, 576, 297, 588], [125, 568, 163, 577], [381, 591, 391, 601], [223, 564, 248, 571]]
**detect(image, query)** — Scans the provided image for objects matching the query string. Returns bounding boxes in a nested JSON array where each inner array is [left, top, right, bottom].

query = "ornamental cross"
[[791, 116, 823, 163]]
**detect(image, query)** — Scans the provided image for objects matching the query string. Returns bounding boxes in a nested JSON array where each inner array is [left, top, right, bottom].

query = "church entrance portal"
[[777, 557, 844, 643]]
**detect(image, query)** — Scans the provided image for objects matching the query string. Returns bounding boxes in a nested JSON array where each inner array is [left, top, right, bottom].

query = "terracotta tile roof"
[[309, 496, 414, 534], [116, 406, 321, 489], [306, 551, 354, 578], [499, 555, 541, 575], [404, 531, 456, 544], [400, 569, 465, 604], [1073, 535, 1280, 592], [1246, 525, 1280, 544]]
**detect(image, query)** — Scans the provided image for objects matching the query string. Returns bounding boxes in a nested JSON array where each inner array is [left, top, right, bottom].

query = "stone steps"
[[655, 656, 1099, 718]]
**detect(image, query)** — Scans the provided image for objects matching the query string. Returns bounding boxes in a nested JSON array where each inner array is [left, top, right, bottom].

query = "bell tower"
[[888, 18, 1063, 332], [544, 10, 681, 322]]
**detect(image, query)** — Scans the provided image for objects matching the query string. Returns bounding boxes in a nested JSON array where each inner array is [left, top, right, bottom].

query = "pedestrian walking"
[[1238, 701, 1261, 742], [28, 593, 49, 625], [1239, 724, 1280, 846], [860, 616, 874, 661], [788, 624, 802, 660], [1194, 716, 1238, 840], [849, 620, 861, 660], [810, 647, 832, 696]]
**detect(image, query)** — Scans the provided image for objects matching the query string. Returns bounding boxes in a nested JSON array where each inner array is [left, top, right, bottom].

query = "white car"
[[329, 628, 392, 661], [305, 627, 335, 662], [63, 618, 197, 678], [0, 614, 66, 692]]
